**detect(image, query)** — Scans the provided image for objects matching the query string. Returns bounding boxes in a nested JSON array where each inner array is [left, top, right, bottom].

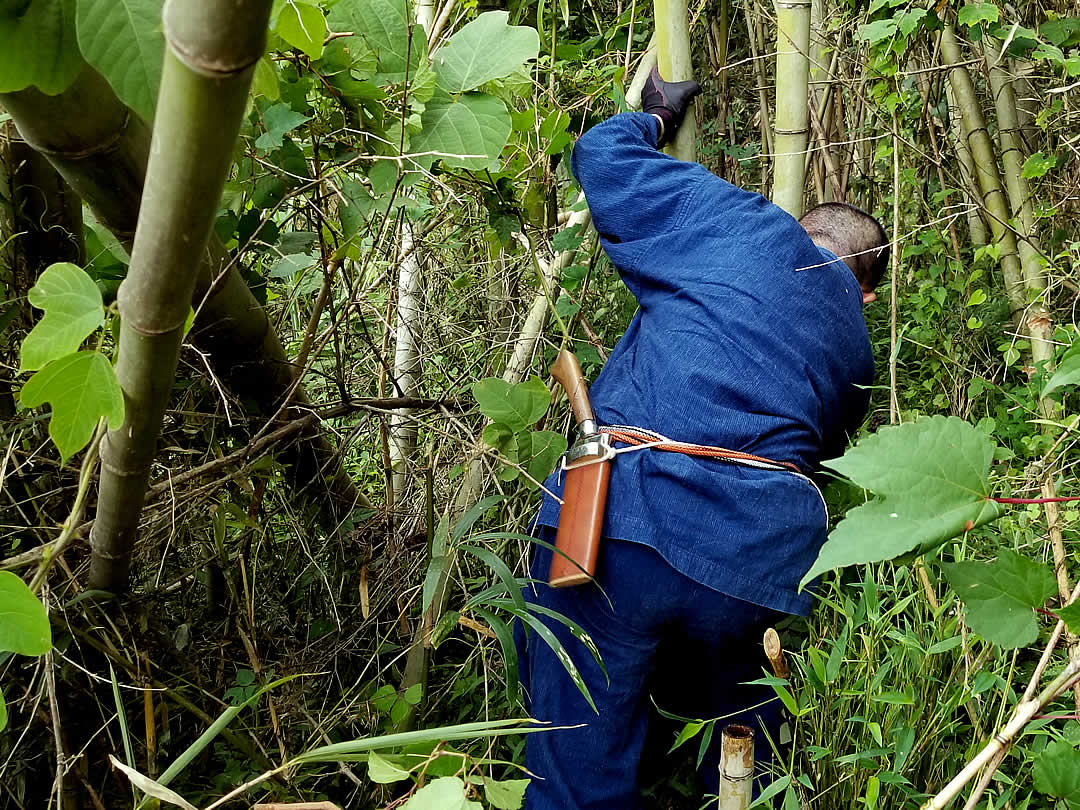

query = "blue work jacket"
[[536, 112, 874, 616]]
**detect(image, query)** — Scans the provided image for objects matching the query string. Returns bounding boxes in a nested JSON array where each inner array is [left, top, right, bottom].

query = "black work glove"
[[641, 67, 701, 147]]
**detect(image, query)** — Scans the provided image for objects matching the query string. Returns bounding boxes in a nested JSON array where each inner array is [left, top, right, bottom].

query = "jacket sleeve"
[[570, 112, 708, 246]]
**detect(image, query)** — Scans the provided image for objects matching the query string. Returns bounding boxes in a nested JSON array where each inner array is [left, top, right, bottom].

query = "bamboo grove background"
[[1, 0, 1080, 807]]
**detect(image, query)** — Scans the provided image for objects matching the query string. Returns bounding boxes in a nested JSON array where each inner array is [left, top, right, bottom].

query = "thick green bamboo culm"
[[2, 62, 368, 533], [772, 0, 812, 217], [654, 0, 696, 162], [90, 0, 274, 590], [939, 24, 1026, 325]]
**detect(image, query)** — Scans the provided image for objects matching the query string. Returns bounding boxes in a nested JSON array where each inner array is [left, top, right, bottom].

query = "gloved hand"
[[641, 67, 701, 147]]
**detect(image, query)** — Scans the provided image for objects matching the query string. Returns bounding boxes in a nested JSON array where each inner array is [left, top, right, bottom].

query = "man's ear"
[[862, 291, 877, 305]]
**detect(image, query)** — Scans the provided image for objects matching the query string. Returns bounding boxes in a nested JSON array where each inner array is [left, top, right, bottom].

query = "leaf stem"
[[988, 496, 1080, 504]]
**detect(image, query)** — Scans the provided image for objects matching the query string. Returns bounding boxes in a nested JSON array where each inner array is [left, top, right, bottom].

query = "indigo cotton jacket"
[[536, 112, 874, 616]]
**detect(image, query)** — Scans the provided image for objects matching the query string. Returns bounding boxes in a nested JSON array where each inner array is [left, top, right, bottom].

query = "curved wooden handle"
[[550, 350, 595, 427]]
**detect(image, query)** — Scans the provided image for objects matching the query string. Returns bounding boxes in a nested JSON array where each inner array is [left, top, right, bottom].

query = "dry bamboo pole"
[[742, 0, 773, 187], [1, 63, 368, 526], [655, 0, 697, 162], [718, 725, 754, 810], [939, 25, 1026, 325], [90, 0, 274, 590], [772, 0, 812, 217]]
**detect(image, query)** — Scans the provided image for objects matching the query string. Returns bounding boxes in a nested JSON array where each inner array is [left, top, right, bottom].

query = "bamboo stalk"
[[90, 0, 274, 590], [772, 0, 812, 216], [654, 0, 697, 162], [718, 724, 754, 810]]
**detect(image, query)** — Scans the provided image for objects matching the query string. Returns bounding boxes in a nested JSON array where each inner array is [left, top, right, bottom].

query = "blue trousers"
[[516, 530, 785, 809]]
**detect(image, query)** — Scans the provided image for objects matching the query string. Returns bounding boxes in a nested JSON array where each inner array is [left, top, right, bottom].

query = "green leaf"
[[471, 376, 550, 432], [0, 0, 81, 93], [896, 8, 927, 36], [801, 416, 1005, 586], [0, 688, 6, 732], [20, 263, 105, 373], [327, 0, 425, 82], [1044, 345, 1080, 395], [856, 19, 898, 44], [401, 776, 482, 809], [1055, 601, 1080, 635], [274, 1, 325, 59], [256, 103, 312, 151], [483, 776, 529, 809], [1033, 42, 1066, 65], [411, 92, 512, 171], [966, 289, 987, 307], [0, 571, 51, 655], [1022, 151, 1056, 179], [520, 430, 567, 487], [1033, 740, 1080, 806], [76, 0, 164, 122], [20, 351, 125, 462], [1040, 18, 1080, 47], [942, 549, 1057, 648], [367, 751, 412, 784], [957, 3, 999, 26], [432, 11, 540, 93]]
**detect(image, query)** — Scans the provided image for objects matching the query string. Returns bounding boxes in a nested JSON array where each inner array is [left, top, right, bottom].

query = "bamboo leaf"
[[109, 756, 198, 810], [0, 571, 51, 656], [801, 416, 1005, 586], [0, 0, 81, 93], [432, 11, 540, 93], [20, 262, 105, 372], [274, 0, 325, 59], [942, 549, 1057, 648], [19, 351, 125, 462], [471, 376, 550, 432], [411, 92, 512, 171], [76, 0, 165, 122]]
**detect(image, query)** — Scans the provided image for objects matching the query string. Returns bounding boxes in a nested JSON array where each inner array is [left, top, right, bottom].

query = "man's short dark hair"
[[799, 202, 890, 291]]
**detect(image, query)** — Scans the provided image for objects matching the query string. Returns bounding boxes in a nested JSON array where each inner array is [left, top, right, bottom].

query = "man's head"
[[799, 202, 889, 304]]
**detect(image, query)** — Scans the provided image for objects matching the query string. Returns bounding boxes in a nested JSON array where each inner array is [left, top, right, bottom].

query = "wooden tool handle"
[[550, 350, 595, 427]]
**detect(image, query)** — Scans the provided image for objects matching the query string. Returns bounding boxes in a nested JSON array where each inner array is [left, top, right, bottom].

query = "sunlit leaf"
[[433, 11, 540, 93], [0, 571, 51, 656], [20, 351, 125, 462], [1043, 344, 1080, 395], [1022, 151, 1056, 179], [519, 430, 567, 487], [1055, 601, 1080, 636], [367, 751, 412, 784], [20, 262, 105, 372], [942, 549, 1057, 648], [801, 416, 1005, 586], [0, 689, 6, 732], [1033, 740, 1080, 807], [402, 776, 481, 809], [471, 376, 551, 432], [0, 0, 81, 93], [484, 776, 529, 809], [957, 3, 999, 26], [109, 756, 198, 810], [77, 0, 164, 121], [411, 92, 512, 171], [275, 0, 325, 59], [856, 19, 897, 44], [327, 0, 425, 82]]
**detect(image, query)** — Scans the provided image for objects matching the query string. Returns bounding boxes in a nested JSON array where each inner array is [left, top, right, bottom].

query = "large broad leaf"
[[255, 102, 312, 151], [402, 776, 482, 810], [274, 0, 325, 59], [432, 11, 539, 93], [520, 430, 567, 488], [801, 416, 1005, 586], [942, 549, 1056, 649], [327, 0, 425, 82], [20, 350, 125, 462], [411, 92, 511, 170], [471, 376, 550, 432], [1034, 740, 1080, 808], [1044, 344, 1080, 395], [76, 0, 164, 122], [484, 776, 529, 810], [20, 262, 105, 372], [0, 571, 51, 656], [0, 0, 81, 93]]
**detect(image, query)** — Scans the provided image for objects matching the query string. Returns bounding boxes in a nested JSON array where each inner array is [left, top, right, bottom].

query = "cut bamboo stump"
[[764, 627, 790, 679], [718, 723, 755, 810]]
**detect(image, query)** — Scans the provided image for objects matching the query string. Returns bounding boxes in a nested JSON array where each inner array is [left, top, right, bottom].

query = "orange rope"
[[600, 427, 802, 474]]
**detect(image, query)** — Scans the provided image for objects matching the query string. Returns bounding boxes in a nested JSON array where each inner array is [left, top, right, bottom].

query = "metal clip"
[[559, 433, 614, 472]]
